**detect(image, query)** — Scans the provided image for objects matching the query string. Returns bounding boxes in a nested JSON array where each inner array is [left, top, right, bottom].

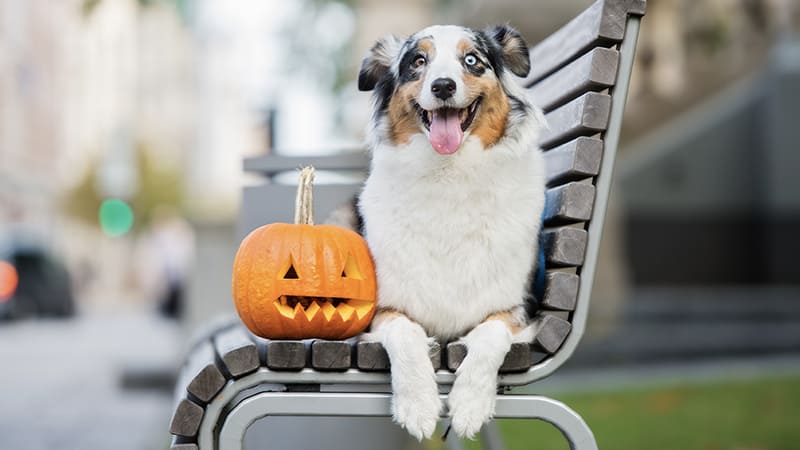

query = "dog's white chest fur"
[[360, 132, 544, 339]]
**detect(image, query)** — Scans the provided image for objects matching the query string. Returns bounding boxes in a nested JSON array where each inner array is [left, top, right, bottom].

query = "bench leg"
[[217, 393, 596, 450]]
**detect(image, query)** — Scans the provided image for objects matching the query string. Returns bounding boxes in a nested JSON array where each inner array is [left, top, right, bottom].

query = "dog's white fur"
[[359, 25, 545, 440]]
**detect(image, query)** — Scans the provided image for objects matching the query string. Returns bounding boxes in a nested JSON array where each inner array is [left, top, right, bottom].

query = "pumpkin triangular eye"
[[283, 258, 299, 279], [341, 253, 363, 280]]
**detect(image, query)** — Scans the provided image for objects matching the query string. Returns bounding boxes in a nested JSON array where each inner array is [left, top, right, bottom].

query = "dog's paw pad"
[[392, 389, 441, 440]]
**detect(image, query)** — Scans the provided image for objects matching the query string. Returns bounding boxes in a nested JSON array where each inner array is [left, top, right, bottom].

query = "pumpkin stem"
[[294, 166, 315, 225]]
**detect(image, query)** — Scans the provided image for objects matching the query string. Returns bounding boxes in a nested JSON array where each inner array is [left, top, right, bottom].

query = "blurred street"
[[0, 313, 180, 450]]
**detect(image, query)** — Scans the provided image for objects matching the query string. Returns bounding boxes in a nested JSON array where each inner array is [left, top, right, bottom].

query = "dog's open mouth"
[[416, 97, 481, 155]]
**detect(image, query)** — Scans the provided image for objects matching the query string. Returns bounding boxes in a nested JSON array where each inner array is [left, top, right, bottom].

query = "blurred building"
[[0, 0, 195, 308]]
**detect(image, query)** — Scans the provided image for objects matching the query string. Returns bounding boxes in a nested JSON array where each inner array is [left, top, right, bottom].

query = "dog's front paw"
[[392, 383, 441, 440], [448, 373, 496, 439]]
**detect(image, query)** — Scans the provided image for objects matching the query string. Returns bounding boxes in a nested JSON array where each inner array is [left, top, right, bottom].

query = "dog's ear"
[[485, 25, 530, 78], [358, 35, 403, 91]]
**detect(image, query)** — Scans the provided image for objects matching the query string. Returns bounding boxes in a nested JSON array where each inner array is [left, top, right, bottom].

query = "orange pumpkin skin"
[[232, 223, 377, 340]]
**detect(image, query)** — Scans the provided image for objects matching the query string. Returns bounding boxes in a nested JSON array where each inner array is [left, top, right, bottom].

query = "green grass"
[[441, 375, 800, 450]]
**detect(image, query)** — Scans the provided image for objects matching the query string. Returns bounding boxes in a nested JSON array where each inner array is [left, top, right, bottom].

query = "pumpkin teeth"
[[272, 296, 374, 321], [336, 302, 355, 321], [293, 303, 304, 319], [275, 299, 295, 318], [303, 300, 321, 321], [347, 299, 376, 320], [320, 301, 337, 321]]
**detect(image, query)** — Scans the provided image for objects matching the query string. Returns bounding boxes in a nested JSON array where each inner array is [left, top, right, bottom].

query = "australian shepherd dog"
[[357, 24, 545, 440]]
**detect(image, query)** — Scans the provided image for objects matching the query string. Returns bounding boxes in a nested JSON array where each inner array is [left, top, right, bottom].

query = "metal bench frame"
[[169, 2, 645, 448]]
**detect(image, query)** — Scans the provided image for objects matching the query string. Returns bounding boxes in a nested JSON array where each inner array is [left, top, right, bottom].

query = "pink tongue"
[[429, 109, 463, 155]]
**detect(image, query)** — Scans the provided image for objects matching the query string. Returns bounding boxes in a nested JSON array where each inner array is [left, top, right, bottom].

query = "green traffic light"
[[99, 199, 134, 237]]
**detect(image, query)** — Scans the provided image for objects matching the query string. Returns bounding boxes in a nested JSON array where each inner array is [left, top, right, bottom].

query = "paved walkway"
[[0, 313, 181, 450]]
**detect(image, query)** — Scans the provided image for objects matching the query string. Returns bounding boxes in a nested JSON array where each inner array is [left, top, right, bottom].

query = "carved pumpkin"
[[232, 167, 377, 339]]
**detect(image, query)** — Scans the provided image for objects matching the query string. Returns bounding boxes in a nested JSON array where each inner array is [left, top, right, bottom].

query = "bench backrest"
[[240, 0, 645, 386]]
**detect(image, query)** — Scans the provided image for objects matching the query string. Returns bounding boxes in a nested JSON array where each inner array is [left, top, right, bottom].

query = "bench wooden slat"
[[244, 152, 369, 175], [543, 137, 603, 187], [544, 182, 596, 225], [541, 271, 580, 311], [355, 341, 390, 371], [213, 326, 260, 378], [532, 314, 572, 354], [169, 398, 204, 437], [529, 47, 619, 112], [184, 341, 226, 403], [355, 341, 441, 371], [446, 343, 534, 373], [311, 340, 352, 371], [540, 92, 611, 149], [544, 227, 588, 267], [523, 0, 646, 86], [265, 340, 307, 370]]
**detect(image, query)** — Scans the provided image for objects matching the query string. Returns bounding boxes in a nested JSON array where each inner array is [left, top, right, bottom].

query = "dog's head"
[[359, 25, 531, 155]]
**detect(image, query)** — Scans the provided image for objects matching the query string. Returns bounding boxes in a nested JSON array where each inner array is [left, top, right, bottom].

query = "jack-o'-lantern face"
[[232, 223, 377, 340]]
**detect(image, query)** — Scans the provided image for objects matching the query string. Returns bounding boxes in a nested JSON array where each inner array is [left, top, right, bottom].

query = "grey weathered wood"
[[184, 341, 226, 404], [170, 432, 199, 450], [446, 342, 533, 373], [544, 227, 588, 267], [544, 182, 596, 225], [540, 92, 612, 149], [532, 315, 572, 354], [446, 342, 467, 371], [356, 341, 390, 371], [265, 340, 307, 370], [428, 341, 442, 371], [247, 332, 270, 367], [355, 341, 441, 371], [543, 137, 604, 187], [311, 340, 352, 371], [541, 271, 580, 311], [529, 47, 619, 112], [213, 326, 260, 378], [244, 152, 369, 175], [500, 343, 536, 373], [169, 398, 204, 437], [524, 0, 646, 85]]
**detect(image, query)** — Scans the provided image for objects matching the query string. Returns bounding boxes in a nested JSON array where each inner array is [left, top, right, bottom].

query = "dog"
[[356, 24, 545, 440]]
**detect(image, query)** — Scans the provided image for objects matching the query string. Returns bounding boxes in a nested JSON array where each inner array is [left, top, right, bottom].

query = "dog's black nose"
[[431, 78, 456, 100]]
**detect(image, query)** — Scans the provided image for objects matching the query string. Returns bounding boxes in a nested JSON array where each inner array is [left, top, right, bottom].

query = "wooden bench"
[[169, 1, 645, 448]]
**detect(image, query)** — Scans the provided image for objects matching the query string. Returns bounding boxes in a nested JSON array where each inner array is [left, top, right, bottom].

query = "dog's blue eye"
[[464, 54, 478, 66]]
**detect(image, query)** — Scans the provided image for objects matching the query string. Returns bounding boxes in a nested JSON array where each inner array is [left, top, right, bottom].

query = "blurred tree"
[[64, 144, 184, 233]]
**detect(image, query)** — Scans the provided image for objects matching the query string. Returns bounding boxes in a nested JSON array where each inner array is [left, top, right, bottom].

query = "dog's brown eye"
[[413, 55, 426, 68]]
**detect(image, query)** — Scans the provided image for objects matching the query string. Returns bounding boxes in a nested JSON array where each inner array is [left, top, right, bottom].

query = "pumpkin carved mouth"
[[274, 296, 375, 322]]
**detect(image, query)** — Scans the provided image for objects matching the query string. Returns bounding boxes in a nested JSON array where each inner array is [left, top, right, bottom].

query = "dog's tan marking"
[[387, 80, 424, 145], [418, 38, 435, 59], [464, 75, 510, 149], [457, 38, 472, 56], [485, 310, 526, 334], [457, 38, 511, 149], [370, 308, 408, 329]]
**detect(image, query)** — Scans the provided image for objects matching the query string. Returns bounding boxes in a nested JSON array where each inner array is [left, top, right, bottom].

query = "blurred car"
[[0, 242, 75, 320]]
